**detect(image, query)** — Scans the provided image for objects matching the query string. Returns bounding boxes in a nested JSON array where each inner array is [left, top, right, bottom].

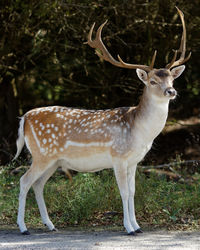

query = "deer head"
[[86, 7, 191, 101]]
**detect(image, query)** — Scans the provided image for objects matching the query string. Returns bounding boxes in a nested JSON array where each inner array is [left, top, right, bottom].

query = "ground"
[[0, 228, 200, 249]]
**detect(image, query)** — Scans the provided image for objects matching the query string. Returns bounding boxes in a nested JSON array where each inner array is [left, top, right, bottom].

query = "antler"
[[166, 7, 191, 69], [86, 20, 156, 72]]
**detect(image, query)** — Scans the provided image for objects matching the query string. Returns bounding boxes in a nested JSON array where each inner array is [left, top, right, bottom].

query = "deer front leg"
[[127, 165, 142, 233], [113, 160, 136, 235]]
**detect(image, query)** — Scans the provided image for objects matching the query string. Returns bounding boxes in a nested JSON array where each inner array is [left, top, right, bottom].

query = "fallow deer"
[[14, 7, 190, 235]]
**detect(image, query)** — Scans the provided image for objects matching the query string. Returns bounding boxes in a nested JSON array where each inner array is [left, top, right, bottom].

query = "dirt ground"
[[0, 228, 200, 250]]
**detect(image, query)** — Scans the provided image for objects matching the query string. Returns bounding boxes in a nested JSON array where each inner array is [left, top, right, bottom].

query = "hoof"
[[128, 231, 136, 236], [135, 228, 143, 233], [22, 230, 30, 235]]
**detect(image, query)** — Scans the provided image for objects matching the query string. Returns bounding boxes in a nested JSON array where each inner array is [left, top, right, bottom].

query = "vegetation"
[[1, 163, 200, 230]]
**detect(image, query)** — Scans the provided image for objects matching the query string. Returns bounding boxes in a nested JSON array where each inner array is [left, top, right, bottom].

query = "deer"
[[14, 7, 190, 235]]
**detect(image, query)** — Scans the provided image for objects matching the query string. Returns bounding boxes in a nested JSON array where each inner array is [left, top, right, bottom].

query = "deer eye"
[[150, 80, 157, 85]]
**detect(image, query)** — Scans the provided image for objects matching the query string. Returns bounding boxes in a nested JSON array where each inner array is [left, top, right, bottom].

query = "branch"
[[141, 160, 200, 169]]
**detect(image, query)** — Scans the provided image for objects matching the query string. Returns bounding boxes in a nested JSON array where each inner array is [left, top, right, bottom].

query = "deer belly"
[[61, 144, 113, 172]]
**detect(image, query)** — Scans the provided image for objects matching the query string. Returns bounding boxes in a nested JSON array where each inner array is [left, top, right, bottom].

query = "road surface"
[[0, 228, 200, 249]]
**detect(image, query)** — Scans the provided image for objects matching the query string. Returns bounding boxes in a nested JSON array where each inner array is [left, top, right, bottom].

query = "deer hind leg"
[[127, 165, 141, 232], [113, 160, 135, 235], [17, 161, 48, 234], [32, 163, 58, 231]]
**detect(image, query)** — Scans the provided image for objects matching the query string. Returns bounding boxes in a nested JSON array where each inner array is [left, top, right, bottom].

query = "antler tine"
[[86, 21, 153, 71], [149, 50, 157, 69], [87, 22, 96, 47], [95, 20, 121, 64], [177, 7, 186, 58], [96, 20, 108, 41], [87, 21, 126, 66], [166, 50, 178, 69], [166, 7, 191, 69]]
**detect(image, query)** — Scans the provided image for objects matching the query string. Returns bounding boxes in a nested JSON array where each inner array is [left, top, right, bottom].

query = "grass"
[[1, 162, 200, 231]]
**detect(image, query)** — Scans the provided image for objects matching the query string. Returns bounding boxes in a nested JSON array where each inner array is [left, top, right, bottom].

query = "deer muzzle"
[[164, 87, 177, 98]]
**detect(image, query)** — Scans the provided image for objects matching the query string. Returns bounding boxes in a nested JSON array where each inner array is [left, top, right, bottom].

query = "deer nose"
[[164, 87, 177, 97]]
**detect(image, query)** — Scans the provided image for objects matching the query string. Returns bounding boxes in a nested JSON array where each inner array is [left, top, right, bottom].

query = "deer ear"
[[171, 65, 185, 79], [136, 69, 148, 85]]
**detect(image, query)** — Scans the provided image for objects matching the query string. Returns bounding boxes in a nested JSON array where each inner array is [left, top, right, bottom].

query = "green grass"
[[1, 163, 200, 230]]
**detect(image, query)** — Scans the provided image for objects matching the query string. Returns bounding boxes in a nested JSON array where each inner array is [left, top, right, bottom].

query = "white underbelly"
[[60, 151, 113, 172], [57, 137, 153, 171]]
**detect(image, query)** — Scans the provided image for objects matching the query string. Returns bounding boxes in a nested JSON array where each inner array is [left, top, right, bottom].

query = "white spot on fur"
[[81, 118, 86, 123], [43, 138, 47, 144], [40, 148, 45, 153]]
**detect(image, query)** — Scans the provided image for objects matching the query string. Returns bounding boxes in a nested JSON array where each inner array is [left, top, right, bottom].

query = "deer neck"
[[132, 87, 169, 141]]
